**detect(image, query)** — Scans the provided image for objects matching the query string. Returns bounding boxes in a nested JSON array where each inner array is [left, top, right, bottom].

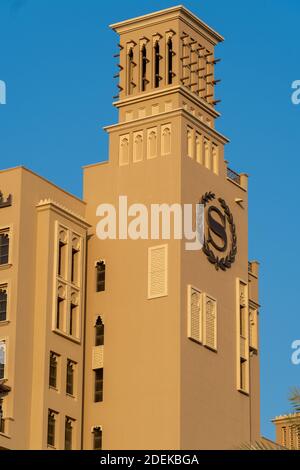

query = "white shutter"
[[187, 286, 202, 343], [148, 245, 168, 299], [203, 295, 217, 350]]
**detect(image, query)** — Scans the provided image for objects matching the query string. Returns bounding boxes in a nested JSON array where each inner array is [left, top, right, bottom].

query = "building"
[[0, 6, 260, 450], [273, 414, 300, 450]]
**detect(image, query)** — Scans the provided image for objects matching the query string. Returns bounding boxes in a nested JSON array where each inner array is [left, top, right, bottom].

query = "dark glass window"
[[96, 262, 106, 292], [154, 41, 160, 88], [71, 248, 79, 284], [58, 241, 65, 276], [95, 369, 104, 403], [69, 303, 77, 336], [47, 410, 56, 447], [65, 417, 73, 450], [93, 427, 102, 450], [66, 360, 74, 396], [141, 45, 147, 91], [49, 353, 57, 388], [127, 48, 134, 95], [0, 288, 7, 322], [56, 297, 63, 330], [167, 38, 173, 85], [0, 233, 9, 265], [95, 317, 104, 347]]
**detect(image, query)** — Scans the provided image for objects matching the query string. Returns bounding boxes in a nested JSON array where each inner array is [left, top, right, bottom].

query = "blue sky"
[[0, 0, 299, 441]]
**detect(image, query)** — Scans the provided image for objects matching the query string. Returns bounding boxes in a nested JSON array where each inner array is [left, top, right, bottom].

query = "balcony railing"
[[227, 167, 241, 185]]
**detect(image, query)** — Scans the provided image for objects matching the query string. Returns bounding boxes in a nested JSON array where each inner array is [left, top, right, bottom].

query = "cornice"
[[104, 107, 229, 145], [113, 85, 220, 121], [36, 199, 90, 228], [110, 5, 224, 45]]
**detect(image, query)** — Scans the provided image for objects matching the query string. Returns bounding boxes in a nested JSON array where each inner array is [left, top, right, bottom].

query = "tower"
[[82, 5, 260, 450]]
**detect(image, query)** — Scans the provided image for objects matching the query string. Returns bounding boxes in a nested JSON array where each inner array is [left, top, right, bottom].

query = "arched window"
[[154, 41, 160, 88], [133, 133, 143, 162], [95, 316, 104, 346], [127, 48, 134, 95], [167, 37, 173, 85], [204, 139, 210, 169], [212, 144, 218, 174], [187, 128, 193, 158], [148, 130, 157, 159], [196, 133, 202, 164], [161, 127, 171, 155], [96, 261, 106, 292], [141, 45, 147, 91], [119, 137, 129, 166]]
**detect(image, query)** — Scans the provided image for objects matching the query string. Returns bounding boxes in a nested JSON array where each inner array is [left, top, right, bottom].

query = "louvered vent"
[[148, 245, 168, 299], [92, 345, 104, 370], [204, 295, 217, 350], [187, 286, 202, 343]]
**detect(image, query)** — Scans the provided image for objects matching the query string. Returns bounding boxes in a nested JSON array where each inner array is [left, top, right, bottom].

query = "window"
[[141, 45, 148, 91], [66, 360, 75, 396], [96, 261, 106, 292], [95, 369, 104, 403], [119, 136, 129, 166], [161, 125, 171, 155], [0, 286, 7, 322], [133, 133, 143, 162], [154, 41, 161, 88], [240, 303, 247, 338], [0, 231, 9, 265], [203, 296, 217, 351], [65, 417, 73, 450], [58, 241, 67, 278], [212, 144, 219, 174], [237, 280, 249, 393], [95, 317, 104, 346], [148, 245, 168, 299], [0, 341, 6, 380], [187, 286, 202, 343], [71, 247, 79, 284], [187, 127, 193, 158], [93, 427, 102, 450], [282, 426, 287, 447], [147, 129, 157, 159], [204, 139, 210, 169], [249, 307, 258, 351], [69, 301, 78, 337], [196, 132, 202, 164], [127, 48, 134, 95], [49, 352, 58, 389], [240, 358, 247, 391], [0, 400, 4, 434], [167, 37, 173, 85], [56, 295, 64, 330], [47, 410, 56, 447]]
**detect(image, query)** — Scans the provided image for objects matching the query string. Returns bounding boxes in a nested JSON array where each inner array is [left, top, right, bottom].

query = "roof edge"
[[110, 5, 224, 43]]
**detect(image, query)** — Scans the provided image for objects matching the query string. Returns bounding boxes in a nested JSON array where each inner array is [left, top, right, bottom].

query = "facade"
[[0, 6, 260, 450], [273, 414, 300, 450]]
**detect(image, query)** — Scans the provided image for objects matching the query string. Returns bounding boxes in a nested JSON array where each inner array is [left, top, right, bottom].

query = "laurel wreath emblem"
[[200, 191, 237, 271]]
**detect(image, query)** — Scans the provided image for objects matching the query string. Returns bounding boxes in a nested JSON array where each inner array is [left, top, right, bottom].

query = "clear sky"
[[0, 0, 299, 441]]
